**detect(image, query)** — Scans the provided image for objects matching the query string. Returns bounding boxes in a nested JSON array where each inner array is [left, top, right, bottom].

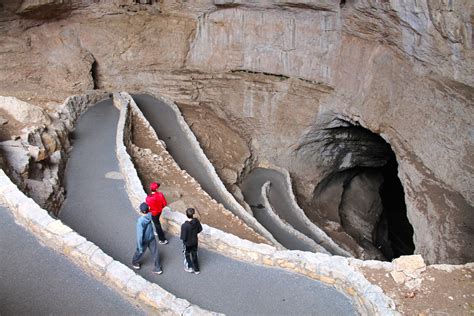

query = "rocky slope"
[[0, 0, 472, 264]]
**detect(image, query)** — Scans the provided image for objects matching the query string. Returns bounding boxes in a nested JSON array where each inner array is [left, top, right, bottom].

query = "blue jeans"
[[132, 238, 161, 271]]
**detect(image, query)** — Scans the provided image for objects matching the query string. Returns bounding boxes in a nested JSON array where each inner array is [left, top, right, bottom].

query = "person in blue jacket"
[[132, 203, 162, 274]]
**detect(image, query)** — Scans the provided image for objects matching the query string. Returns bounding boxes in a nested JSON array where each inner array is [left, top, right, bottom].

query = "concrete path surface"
[[241, 172, 316, 251], [58, 99, 357, 315], [0, 204, 144, 315]]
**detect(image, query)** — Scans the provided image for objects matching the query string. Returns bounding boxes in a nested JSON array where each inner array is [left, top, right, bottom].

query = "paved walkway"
[[59, 99, 357, 315], [241, 168, 316, 251], [0, 204, 144, 315]]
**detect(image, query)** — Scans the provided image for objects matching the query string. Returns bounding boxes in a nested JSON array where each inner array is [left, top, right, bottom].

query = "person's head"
[[139, 202, 149, 214], [186, 208, 195, 219], [150, 182, 160, 192]]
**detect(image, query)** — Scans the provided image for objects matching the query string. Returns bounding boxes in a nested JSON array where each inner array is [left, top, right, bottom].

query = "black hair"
[[186, 208, 195, 219], [139, 202, 149, 214]]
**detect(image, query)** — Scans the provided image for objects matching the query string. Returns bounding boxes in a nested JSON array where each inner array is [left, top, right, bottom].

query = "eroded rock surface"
[[0, 0, 472, 264]]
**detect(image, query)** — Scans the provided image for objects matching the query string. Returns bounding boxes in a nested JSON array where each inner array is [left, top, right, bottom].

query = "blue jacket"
[[136, 213, 155, 253]]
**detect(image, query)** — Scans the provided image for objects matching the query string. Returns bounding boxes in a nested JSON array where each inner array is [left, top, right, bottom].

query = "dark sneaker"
[[159, 240, 169, 245], [132, 264, 141, 270]]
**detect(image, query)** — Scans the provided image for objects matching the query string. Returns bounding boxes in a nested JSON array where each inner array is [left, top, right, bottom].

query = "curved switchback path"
[[132, 94, 234, 214], [241, 173, 314, 251], [134, 94, 332, 254], [59, 99, 357, 315], [0, 204, 144, 315], [242, 168, 323, 251]]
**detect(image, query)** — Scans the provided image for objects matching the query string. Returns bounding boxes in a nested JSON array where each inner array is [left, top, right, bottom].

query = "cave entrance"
[[377, 154, 415, 259], [311, 118, 414, 260]]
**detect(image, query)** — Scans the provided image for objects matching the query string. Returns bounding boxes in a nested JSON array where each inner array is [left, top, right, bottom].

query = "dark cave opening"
[[310, 118, 415, 260], [376, 155, 415, 259], [91, 60, 99, 89]]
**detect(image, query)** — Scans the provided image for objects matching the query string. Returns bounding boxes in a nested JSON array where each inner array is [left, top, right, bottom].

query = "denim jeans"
[[132, 238, 161, 272]]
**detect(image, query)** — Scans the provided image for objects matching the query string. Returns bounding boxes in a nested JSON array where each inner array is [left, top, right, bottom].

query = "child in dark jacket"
[[180, 208, 203, 274]]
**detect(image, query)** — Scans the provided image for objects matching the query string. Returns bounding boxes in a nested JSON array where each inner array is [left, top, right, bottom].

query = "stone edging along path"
[[251, 164, 352, 257], [260, 181, 327, 253], [0, 93, 216, 315], [131, 92, 283, 248], [114, 91, 399, 315]]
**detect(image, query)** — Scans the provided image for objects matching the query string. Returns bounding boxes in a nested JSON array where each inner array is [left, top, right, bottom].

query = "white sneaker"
[[159, 240, 169, 245], [194, 270, 200, 275], [184, 267, 193, 273], [132, 264, 141, 270]]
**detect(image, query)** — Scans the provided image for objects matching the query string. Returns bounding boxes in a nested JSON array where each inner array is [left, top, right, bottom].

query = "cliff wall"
[[0, 0, 472, 263]]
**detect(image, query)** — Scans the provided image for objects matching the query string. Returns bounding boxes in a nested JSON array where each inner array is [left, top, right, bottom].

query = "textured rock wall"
[[0, 92, 108, 213], [0, 0, 472, 263]]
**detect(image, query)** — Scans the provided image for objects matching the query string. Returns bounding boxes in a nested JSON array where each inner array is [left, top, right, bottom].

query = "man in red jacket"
[[145, 182, 169, 244]]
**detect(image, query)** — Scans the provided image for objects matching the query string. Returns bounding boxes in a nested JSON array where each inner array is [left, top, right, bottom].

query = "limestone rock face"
[[16, 0, 81, 19], [0, 0, 471, 263], [0, 97, 68, 212], [0, 96, 51, 125], [342, 0, 473, 86], [187, 5, 339, 84], [339, 171, 384, 246], [0, 140, 30, 179]]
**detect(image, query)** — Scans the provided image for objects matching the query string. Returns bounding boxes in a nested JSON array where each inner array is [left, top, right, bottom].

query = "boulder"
[[0, 97, 51, 126], [0, 140, 29, 177], [393, 254, 427, 278]]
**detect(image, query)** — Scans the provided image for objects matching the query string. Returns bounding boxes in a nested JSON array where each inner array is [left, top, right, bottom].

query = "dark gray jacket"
[[180, 218, 202, 247]]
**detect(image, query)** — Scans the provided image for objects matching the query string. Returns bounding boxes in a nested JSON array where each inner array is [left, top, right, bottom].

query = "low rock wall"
[[0, 92, 110, 213], [259, 162, 353, 256], [0, 96, 217, 315], [115, 91, 399, 315], [260, 181, 327, 253], [132, 90, 282, 247]]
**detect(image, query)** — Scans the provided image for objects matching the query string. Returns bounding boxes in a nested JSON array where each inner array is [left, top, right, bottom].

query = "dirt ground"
[[361, 265, 473, 315]]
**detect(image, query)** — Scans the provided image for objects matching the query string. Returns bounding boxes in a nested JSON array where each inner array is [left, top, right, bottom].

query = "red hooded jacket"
[[145, 191, 167, 216]]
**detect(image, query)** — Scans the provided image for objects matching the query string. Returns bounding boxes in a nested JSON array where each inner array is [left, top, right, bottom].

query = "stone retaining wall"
[[260, 181, 327, 253], [0, 95, 218, 315], [131, 90, 282, 247], [258, 163, 353, 257], [0, 170, 215, 314], [0, 92, 109, 213], [115, 91, 400, 315]]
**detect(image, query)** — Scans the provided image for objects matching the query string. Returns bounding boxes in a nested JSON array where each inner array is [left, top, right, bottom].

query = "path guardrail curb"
[[132, 90, 283, 247], [0, 93, 220, 316], [257, 163, 353, 256], [260, 181, 326, 253], [114, 91, 400, 316]]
